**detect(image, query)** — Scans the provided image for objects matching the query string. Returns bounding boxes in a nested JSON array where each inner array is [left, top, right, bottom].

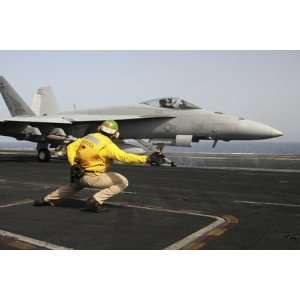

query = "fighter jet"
[[0, 76, 283, 162]]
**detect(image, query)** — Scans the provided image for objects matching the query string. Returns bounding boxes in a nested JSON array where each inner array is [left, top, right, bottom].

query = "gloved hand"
[[147, 151, 166, 166], [70, 164, 85, 182]]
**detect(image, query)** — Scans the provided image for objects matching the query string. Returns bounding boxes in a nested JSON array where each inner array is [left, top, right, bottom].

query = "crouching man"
[[34, 120, 164, 213]]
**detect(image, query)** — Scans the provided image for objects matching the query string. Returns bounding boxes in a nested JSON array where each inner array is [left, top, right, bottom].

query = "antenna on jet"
[[73, 104, 77, 111]]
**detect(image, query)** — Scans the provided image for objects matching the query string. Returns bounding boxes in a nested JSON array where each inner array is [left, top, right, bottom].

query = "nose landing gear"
[[136, 139, 177, 167]]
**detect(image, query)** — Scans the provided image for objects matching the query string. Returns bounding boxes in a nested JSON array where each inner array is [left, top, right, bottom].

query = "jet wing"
[[0, 114, 174, 125], [62, 114, 174, 123], [1, 116, 71, 124]]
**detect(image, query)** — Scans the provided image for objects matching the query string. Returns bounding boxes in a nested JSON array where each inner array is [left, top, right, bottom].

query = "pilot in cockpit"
[[159, 98, 176, 108]]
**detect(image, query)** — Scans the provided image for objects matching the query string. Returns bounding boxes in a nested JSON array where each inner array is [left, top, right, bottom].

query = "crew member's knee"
[[108, 172, 129, 190], [119, 175, 129, 190]]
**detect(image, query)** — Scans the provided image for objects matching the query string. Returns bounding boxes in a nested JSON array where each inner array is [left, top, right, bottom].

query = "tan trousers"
[[44, 172, 129, 205]]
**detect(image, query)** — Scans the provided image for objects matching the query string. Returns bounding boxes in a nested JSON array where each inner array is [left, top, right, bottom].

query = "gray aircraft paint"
[[0, 76, 283, 153], [32, 86, 59, 116], [0, 76, 35, 117], [57, 103, 281, 140]]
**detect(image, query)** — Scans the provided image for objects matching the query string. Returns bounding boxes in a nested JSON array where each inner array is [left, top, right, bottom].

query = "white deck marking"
[[0, 178, 57, 188], [165, 152, 300, 160], [0, 200, 71, 249], [234, 200, 300, 208], [168, 155, 300, 161], [0, 198, 228, 250], [85, 188, 137, 194], [187, 166, 300, 174], [106, 201, 227, 250], [0, 200, 33, 208], [165, 218, 224, 250], [0, 229, 72, 250], [0, 179, 138, 195]]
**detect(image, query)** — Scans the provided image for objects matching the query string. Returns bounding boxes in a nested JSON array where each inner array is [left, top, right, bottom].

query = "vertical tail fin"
[[0, 76, 35, 116], [32, 86, 59, 116]]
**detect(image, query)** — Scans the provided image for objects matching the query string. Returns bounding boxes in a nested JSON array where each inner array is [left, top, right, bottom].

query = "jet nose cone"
[[238, 120, 283, 140], [271, 129, 283, 138]]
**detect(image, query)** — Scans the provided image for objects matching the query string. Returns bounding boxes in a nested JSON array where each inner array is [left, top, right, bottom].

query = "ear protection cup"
[[114, 131, 120, 139]]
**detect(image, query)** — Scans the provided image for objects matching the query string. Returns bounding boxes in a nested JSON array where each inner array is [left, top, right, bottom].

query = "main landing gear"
[[37, 143, 51, 162]]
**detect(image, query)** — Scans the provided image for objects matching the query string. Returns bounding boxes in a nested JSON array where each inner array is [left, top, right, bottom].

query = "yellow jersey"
[[67, 133, 148, 175]]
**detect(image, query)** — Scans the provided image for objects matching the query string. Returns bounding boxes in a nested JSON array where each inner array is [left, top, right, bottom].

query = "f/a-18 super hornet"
[[0, 76, 283, 162]]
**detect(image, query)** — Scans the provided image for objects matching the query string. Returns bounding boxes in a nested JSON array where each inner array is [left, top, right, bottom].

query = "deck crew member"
[[34, 120, 164, 212]]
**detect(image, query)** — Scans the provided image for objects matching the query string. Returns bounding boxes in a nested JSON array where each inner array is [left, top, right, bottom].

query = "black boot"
[[81, 198, 108, 213], [33, 198, 55, 207]]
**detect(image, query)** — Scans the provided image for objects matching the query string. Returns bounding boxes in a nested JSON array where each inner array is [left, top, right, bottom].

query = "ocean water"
[[0, 140, 299, 155]]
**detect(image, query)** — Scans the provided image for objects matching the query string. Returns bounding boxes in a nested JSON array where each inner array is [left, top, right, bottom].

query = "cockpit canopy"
[[141, 97, 201, 110]]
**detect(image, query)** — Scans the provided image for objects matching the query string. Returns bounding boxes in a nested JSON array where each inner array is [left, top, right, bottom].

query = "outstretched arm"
[[106, 142, 148, 164]]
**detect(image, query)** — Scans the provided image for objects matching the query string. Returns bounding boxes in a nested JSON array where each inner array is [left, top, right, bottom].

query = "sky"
[[0, 50, 299, 142]]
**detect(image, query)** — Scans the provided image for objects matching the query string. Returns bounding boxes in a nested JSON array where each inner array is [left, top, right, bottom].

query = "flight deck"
[[0, 150, 300, 250]]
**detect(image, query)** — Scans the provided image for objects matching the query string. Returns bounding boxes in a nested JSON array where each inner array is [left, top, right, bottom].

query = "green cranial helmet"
[[100, 120, 119, 135]]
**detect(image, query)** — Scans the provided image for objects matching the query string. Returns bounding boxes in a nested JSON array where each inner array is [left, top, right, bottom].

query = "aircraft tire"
[[37, 149, 51, 162]]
